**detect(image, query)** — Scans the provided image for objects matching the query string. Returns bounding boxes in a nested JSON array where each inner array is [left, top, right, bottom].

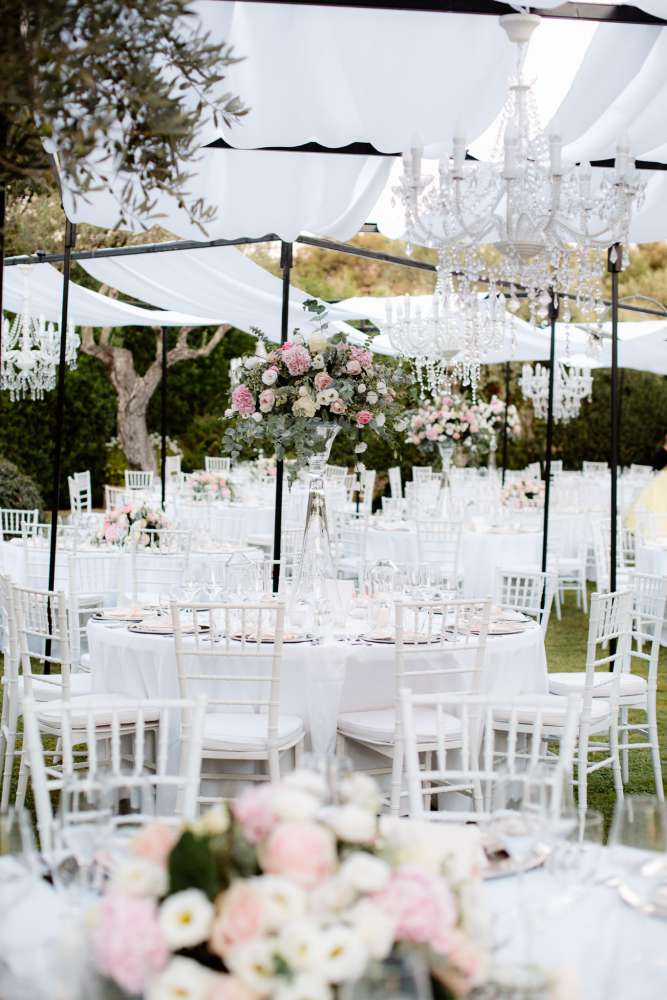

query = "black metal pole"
[[0, 176, 5, 373], [541, 292, 558, 575], [501, 361, 510, 487], [609, 243, 622, 593], [272, 241, 293, 592], [160, 328, 167, 510]]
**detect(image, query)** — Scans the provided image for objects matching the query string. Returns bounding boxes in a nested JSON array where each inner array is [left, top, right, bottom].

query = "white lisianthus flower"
[[277, 920, 325, 972], [339, 772, 382, 812], [192, 803, 229, 837], [252, 412, 263, 422], [325, 805, 376, 844], [283, 769, 328, 801], [111, 858, 168, 898], [393, 418, 407, 432], [312, 354, 325, 370], [255, 875, 306, 930], [354, 442, 367, 454], [227, 938, 281, 997], [307, 333, 328, 354], [344, 899, 395, 961], [262, 369, 278, 386], [316, 388, 339, 406], [272, 787, 320, 822], [310, 876, 355, 916], [159, 889, 215, 949], [373, 413, 386, 428], [365, 391, 378, 405], [275, 974, 332, 1000], [319, 924, 368, 984], [376, 381, 387, 394], [356, 383, 366, 394], [339, 852, 390, 893], [146, 957, 213, 1000]]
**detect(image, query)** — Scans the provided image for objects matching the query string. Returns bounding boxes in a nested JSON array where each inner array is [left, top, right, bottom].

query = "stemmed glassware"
[[51, 778, 113, 900], [608, 795, 667, 902]]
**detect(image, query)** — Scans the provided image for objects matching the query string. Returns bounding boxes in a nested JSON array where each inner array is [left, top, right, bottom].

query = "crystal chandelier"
[[520, 362, 593, 423], [394, 12, 644, 328], [383, 289, 510, 400], [0, 266, 79, 401]]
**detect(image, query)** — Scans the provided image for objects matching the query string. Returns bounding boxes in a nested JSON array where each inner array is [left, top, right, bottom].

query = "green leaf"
[[168, 830, 220, 901]]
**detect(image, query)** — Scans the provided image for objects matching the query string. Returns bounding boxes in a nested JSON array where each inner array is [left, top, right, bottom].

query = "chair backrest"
[[493, 568, 556, 635], [281, 525, 304, 581], [629, 573, 667, 691], [1, 508, 39, 540], [129, 546, 189, 602], [415, 519, 462, 574], [388, 466, 403, 499], [526, 462, 541, 479], [549, 460, 563, 474], [171, 599, 286, 741], [334, 510, 368, 580], [581, 589, 633, 716], [590, 516, 611, 590], [67, 553, 123, 667], [629, 464, 652, 476], [325, 464, 348, 482], [412, 466, 435, 483], [583, 461, 608, 475], [359, 469, 376, 514], [23, 695, 207, 852], [0, 573, 20, 704], [205, 456, 231, 474], [68, 471, 92, 514], [400, 689, 578, 822], [104, 484, 131, 512], [165, 454, 182, 476], [125, 470, 154, 490], [13, 584, 74, 700]]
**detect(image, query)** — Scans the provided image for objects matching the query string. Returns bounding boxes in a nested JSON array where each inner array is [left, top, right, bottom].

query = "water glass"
[[608, 794, 667, 889], [547, 808, 604, 894], [340, 950, 432, 1000], [52, 778, 113, 897], [0, 808, 40, 888]]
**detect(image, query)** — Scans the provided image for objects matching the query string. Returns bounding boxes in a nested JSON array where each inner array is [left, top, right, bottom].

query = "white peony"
[[339, 773, 382, 811], [111, 858, 168, 898], [373, 413, 386, 428], [277, 920, 325, 972], [275, 974, 333, 1000], [255, 875, 306, 930], [159, 889, 215, 949], [192, 803, 229, 837], [339, 852, 390, 893], [319, 924, 368, 984], [365, 391, 378, 404], [309, 876, 356, 916], [307, 333, 328, 353], [316, 388, 339, 406], [283, 769, 328, 801], [146, 957, 213, 1000], [272, 787, 320, 822], [325, 805, 376, 844], [262, 369, 278, 386], [344, 899, 395, 960], [227, 938, 281, 996], [293, 396, 317, 418]]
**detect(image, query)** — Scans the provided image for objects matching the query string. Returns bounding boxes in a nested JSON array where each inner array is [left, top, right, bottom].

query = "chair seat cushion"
[[493, 694, 611, 728], [548, 671, 647, 698], [80, 653, 91, 671], [202, 712, 304, 752], [337, 707, 461, 745], [29, 673, 91, 701], [35, 693, 158, 728]]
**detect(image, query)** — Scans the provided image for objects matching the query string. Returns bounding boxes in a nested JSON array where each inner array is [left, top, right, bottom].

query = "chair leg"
[[268, 748, 281, 784], [648, 702, 664, 802], [0, 727, 17, 812], [580, 574, 588, 614], [609, 718, 625, 804], [15, 755, 28, 810], [576, 735, 588, 821], [620, 706, 630, 785], [294, 739, 304, 770], [554, 585, 562, 621], [390, 742, 404, 818]]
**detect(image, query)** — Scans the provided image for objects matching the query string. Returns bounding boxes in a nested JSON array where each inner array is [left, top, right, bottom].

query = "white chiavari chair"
[[493, 568, 556, 636], [325, 464, 348, 482], [334, 510, 369, 586], [389, 466, 403, 499], [548, 512, 589, 616], [526, 462, 541, 479], [125, 470, 154, 491], [629, 464, 653, 476], [412, 466, 435, 483], [67, 553, 123, 672], [0, 575, 20, 811], [165, 453, 182, 482], [128, 531, 191, 602], [104, 484, 131, 512], [415, 520, 463, 587], [171, 599, 304, 801], [23, 695, 207, 852], [583, 461, 608, 475], [205, 456, 231, 474], [400, 690, 578, 822], [358, 469, 376, 515], [590, 516, 631, 592], [549, 460, 563, 474], [68, 471, 92, 516], [1, 508, 38, 540], [337, 597, 492, 816]]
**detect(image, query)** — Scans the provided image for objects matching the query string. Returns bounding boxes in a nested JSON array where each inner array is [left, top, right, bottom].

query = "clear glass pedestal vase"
[[289, 422, 341, 637]]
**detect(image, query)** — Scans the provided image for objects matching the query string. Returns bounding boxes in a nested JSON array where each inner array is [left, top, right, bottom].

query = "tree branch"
[[167, 324, 231, 366]]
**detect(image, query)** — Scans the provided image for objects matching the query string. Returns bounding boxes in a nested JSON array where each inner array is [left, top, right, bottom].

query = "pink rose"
[[283, 345, 312, 376], [279, 341, 294, 351], [206, 973, 258, 1000], [210, 881, 265, 957], [314, 371, 333, 391], [93, 894, 168, 995], [232, 785, 276, 844], [259, 389, 276, 412], [349, 346, 373, 370], [356, 410, 373, 427], [131, 823, 177, 868], [453, 432, 460, 440], [330, 399, 347, 415], [122, 504, 132, 514], [413, 417, 423, 429], [346, 359, 362, 375], [259, 820, 336, 889], [425, 426, 440, 441], [232, 385, 255, 416], [374, 865, 456, 953]]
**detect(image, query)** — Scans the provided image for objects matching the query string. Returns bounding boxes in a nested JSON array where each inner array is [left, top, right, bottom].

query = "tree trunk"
[[117, 390, 156, 471]]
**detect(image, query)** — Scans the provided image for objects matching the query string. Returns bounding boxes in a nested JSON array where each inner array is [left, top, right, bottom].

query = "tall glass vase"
[[488, 431, 497, 471], [437, 440, 454, 517], [289, 421, 341, 635]]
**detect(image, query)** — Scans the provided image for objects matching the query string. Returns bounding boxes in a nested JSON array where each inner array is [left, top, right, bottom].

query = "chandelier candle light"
[[520, 362, 592, 423], [395, 13, 644, 329]]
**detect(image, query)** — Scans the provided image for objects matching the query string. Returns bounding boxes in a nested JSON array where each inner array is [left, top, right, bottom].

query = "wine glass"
[[339, 949, 433, 1000], [0, 808, 41, 898], [608, 795, 667, 895], [547, 808, 605, 904], [52, 778, 113, 899]]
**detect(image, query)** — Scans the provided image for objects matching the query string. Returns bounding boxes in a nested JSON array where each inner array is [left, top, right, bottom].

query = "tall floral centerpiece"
[[223, 304, 407, 614], [189, 471, 234, 503], [468, 395, 522, 470], [407, 394, 482, 483]]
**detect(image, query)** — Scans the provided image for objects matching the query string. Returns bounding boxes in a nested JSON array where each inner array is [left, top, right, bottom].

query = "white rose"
[[312, 354, 325, 370], [252, 412, 263, 422], [111, 858, 167, 898], [225, 408, 234, 418], [191, 803, 230, 837], [255, 875, 306, 930], [146, 957, 213, 1000], [275, 975, 332, 1000], [357, 383, 366, 394], [283, 769, 328, 801], [325, 804, 376, 844], [319, 924, 368, 984], [310, 876, 356, 916], [373, 413, 386, 428], [376, 381, 387, 394], [159, 889, 215, 949], [245, 356, 264, 369], [339, 852, 390, 893], [354, 442, 367, 454], [262, 369, 278, 386], [393, 418, 407, 432], [272, 787, 320, 822], [307, 333, 328, 353], [277, 920, 325, 972], [344, 899, 395, 961], [339, 773, 382, 812], [227, 938, 281, 997], [365, 391, 378, 405]]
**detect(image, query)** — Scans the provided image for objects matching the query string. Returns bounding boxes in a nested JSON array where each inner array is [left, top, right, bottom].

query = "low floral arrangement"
[[223, 302, 409, 480], [502, 478, 546, 508], [92, 771, 491, 1000], [96, 504, 170, 547], [249, 455, 277, 481], [190, 471, 234, 503]]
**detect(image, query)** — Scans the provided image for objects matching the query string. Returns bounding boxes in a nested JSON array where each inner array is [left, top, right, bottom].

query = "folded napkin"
[[128, 617, 200, 635], [231, 630, 305, 643], [95, 607, 144, 621]]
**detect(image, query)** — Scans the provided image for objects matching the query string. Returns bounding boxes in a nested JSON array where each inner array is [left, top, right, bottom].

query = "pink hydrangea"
[[356, 410, 373, 427], [349, 346, 373, 370], [93, 894, 168, 995], [283, 345, 312, 376], [374, 865, 456, 954], [231, 385, 256, 416], [232, 784, 276, 844], [259, 820, 336, 889], [314, 371, 333, 391]]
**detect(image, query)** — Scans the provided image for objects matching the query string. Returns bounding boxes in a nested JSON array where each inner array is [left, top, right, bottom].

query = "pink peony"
[[131, 823, 177, 868], [279, 341, 294, 351], [356, 410, 373, 427], [259, 820, 336, 889], [349, 346, 373, 370], [346, 359, 362, 375], [374, 865, 456, 954], [93, 893, 169, 995], [259, 389, 276, 412], [210, 881, 265, 958], [425, 426, 440, 441], [330, 399, 347, 415], [232, 785, 276, 844], [283, 345, 312, 376], [206, 973, 258, 1000], [314, 371, 333, 391], [232, 385, 256, 416]]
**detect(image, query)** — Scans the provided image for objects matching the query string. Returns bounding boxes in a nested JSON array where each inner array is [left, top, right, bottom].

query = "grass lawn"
[[1, 589, 665, 827]]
